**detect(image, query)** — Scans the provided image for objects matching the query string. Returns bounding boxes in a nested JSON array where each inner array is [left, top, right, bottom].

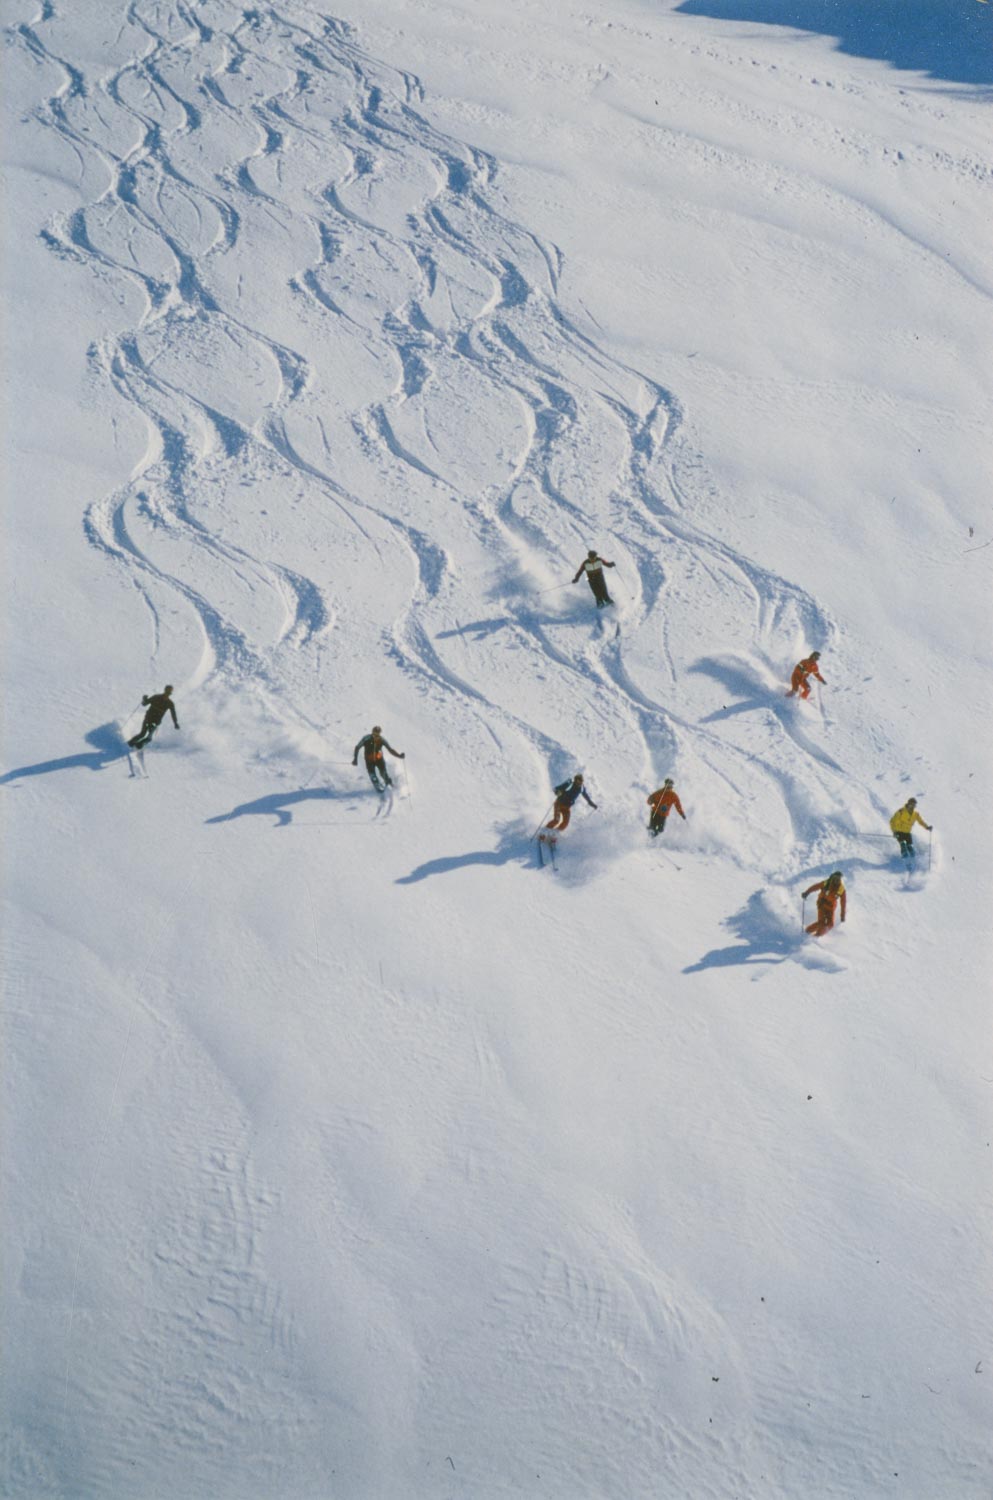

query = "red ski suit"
[[789, 656, 825, 699], [802, 877, 846, 936]]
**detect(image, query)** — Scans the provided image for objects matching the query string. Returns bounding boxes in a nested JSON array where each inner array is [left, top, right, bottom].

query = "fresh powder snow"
[[2, 0, 992, 1496]]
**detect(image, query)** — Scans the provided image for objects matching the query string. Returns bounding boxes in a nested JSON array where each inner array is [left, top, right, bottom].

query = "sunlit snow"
[[3, 1, 991, 1496]]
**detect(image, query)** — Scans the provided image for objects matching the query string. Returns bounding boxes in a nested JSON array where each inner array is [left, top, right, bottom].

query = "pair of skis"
[[121, 708, 151, 777], [536, 832, 558, 871], [372, 762, 414, 819], [126, 746, 148, 778]]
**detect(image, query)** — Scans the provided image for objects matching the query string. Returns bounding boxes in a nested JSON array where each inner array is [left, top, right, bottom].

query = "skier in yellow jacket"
[[889, 798, 932, 859]]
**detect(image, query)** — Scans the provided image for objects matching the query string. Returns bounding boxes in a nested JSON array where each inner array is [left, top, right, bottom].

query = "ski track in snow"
[[7, 6, 991, 1497], [11, 0, 908, 894]]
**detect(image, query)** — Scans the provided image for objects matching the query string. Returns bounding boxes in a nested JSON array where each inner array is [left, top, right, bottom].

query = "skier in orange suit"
[[787, 651, 825, 699], [802, 871, 846, 936]]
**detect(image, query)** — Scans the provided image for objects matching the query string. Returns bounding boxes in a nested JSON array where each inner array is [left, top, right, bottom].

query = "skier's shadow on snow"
[[435, 602, 599, 644], [689, 656, 846, 775], [206, 786, 362, 828], [688, 656, 772, 722], [436, 616, 513, 642], [396, 822, 532, 884], [684, 892, 796, 972], [0, 722, 124, 784], [686, 881, 862, 974]]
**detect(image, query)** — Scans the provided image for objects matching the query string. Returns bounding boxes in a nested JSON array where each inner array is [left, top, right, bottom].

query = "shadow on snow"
[[206, 785, 364, 828], [684, 890, 798, 972], [436, 598, 610, 645], [674, 0, 993, 88], [396, 821, 534, 884], [435, 616, 514, 642], [683, 887, 850, 974], [0, 722, 125, 783]]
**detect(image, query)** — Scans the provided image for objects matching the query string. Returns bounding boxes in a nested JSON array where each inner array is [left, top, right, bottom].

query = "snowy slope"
[[3, 1, 992, 1496]]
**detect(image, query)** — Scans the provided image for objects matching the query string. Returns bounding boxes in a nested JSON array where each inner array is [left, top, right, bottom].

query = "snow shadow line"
[[674, 0, 993, 87], [396, 822, 536, 883], [205, 786, 368, 828], [0, 723, 124, 783], [683, 891, 795, 972], [684, 887, 848, 974]]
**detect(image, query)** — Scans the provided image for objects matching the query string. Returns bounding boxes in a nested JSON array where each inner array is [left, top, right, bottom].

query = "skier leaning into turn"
[[128, 685, 179, 749], [787, 651, 825, 700], [572, 550, 616, 608], [889, 798, 932, 860], [802, 871, 846, 937], [546, 773, 597, 832], [352, 725, 405, 792]]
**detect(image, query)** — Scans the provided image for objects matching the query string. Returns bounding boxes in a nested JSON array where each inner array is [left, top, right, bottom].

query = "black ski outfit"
[[573, 551, 616, 607], [352, 728, 404, 792], [129, 687, 179, 748]]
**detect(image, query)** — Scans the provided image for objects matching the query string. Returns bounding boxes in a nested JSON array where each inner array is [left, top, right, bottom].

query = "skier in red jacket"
[[647, 779, 686, 837], [787, 651, 825, 699], [802, 871, 846, 936]]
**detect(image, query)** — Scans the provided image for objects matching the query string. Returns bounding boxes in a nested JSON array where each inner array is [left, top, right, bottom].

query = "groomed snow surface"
[[2, 1, 992, 1495]]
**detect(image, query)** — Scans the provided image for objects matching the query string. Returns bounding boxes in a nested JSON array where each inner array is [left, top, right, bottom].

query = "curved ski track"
[[14, 0, 904, 886]]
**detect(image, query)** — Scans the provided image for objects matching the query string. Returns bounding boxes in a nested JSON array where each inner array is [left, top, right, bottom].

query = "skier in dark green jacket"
[[128, 686, 179, 748], [352, 725, 405, 792]]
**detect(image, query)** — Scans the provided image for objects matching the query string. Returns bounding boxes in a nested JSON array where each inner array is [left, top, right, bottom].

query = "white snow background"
[[2, 0, 992, 1495]]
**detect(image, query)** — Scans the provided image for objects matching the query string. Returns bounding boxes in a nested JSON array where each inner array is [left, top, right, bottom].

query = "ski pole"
[[531, 803, 554, 840], [801, 895, 807, 932], [928, 829, 933, 872], [536, 582, 572, 596]]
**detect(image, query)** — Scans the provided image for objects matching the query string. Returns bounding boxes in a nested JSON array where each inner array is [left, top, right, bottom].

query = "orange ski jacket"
[[792, 655, 825, 689], [802, 877, 846, 921], [648, 786, 685, 818]]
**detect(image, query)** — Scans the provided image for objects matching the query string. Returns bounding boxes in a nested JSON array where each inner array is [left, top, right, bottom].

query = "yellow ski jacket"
[[890, 805, 928, 834]]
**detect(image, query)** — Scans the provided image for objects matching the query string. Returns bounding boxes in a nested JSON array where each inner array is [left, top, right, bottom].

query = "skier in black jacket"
[[572, 550, 616, 607], [352, 725, 405, 792], [128, 685, 179, 748]]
